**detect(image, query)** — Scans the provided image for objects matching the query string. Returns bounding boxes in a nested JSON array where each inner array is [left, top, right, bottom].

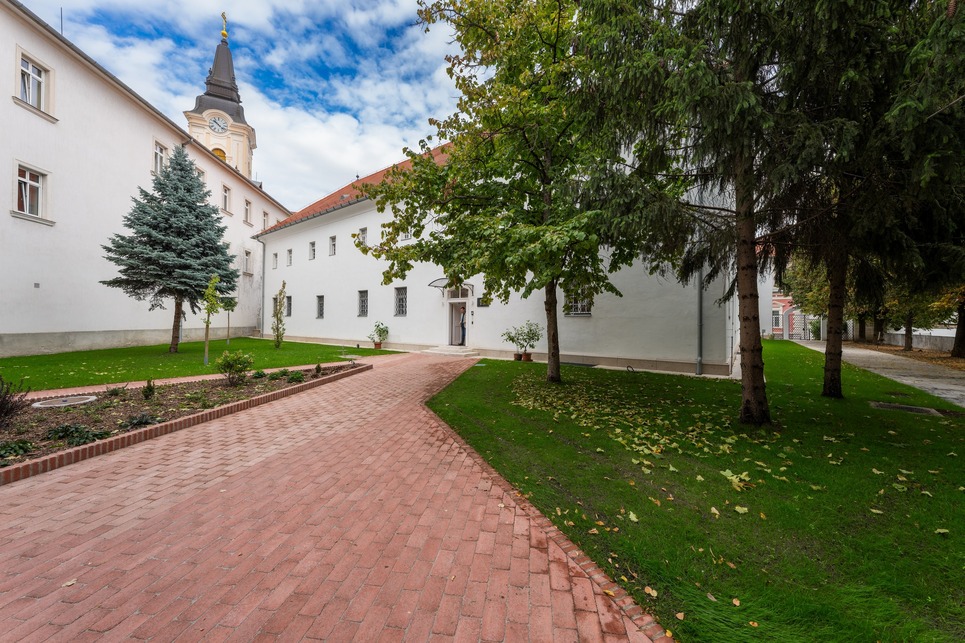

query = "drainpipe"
[[696, 268, 704, 375], [256, 236, 266, 336]]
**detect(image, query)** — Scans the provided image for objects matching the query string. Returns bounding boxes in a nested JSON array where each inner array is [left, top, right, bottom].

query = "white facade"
[[0, 0, 289, 356], [259, 199, 738, 375]]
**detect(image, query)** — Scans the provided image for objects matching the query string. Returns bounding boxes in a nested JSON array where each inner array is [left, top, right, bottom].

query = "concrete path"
[[0, 352, 664, 642], [795, 340, 965, 408]]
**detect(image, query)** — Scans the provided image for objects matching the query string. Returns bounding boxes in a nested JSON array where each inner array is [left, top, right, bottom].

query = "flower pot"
[[521, 352, 533, 362], [373, 342, 382, 349], [513, 353, 522, 361]]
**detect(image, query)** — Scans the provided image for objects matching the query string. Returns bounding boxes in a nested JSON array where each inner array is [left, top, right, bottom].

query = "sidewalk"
[[0, 352, 665, 642], [795, 340, 965, 408]]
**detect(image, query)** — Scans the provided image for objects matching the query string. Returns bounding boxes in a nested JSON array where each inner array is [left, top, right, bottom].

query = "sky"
[[22, 0, 460, 211]]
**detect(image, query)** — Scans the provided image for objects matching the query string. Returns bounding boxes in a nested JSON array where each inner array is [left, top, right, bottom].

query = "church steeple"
[[184, 12, 256, 178]]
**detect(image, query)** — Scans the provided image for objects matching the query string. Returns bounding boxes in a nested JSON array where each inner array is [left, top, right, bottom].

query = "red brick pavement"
[[0, 352, 669, 642]]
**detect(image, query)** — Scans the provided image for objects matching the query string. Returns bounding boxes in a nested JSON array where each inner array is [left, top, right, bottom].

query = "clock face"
[[208, 116, 229, 133]]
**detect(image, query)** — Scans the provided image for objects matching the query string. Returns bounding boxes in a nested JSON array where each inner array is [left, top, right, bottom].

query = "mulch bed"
[[1, 364, 358, 468]]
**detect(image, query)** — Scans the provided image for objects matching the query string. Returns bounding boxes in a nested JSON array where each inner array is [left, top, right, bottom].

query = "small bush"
[[252, 369, 267, 379], [121, 413, 163, 428], [104, 385, 128, 397], [313, 364, 323, 378], [184, 391, 213, 409], [142, 379, 156, 400], [0, 439, 36, 458], [267, 369, 289, 381], [0, 376, 31, 428], [215, 350, 253, 386], [45, 424, 111, 447], [287, 371, 305, 383]]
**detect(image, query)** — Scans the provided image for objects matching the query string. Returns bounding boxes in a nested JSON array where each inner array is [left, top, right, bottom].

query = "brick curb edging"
[[0, 363, 373, 487], [426, 403, 671, 642]]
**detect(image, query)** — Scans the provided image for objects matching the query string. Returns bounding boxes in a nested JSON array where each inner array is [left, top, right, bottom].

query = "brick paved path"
[[0, 352, 663, 641]]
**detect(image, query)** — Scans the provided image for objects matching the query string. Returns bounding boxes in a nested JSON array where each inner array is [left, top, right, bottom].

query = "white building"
[[0, 0, 289, 357], [256, 166, 739, 376]]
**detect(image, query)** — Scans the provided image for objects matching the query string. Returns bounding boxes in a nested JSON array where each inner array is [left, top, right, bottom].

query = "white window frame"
[[221, 185, 231, 213], [395, 287, 407, 317], [13, 163, 46, 220], [243, 250, 252, 274], [358, 227, 367, 246], [316, 295, 324, 319], [772, 309, 782, 329], [358, 290, 368, 317], [329, 235, 337, 256], [262, 211, 269, 230], [272, 252, 278, 269], [309, 241, 316, 260], [153, 142, 168, 175], [244, 200, 252, 224], [286, 248, 292, 266], [564, 289, 592, 316], [17, 50, 52, 116]]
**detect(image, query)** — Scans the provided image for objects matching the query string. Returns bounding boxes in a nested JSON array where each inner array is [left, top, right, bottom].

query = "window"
[[243, 250, 252, 274], [401, 230, 412, 241], [15, 165, 44, 217], [212, 148, 226, 162], [222, 185, 231, 212], [329, 235, 337, 256], [272, 252, 278, 269], [358, 227, 367, 246], [19, 55, 46, 111], [564, 289, 592, 316], [285, 296, 292, 317], [286, 249, 292, 266], [309, 241, 316, 260], [244, 200, 251, 224], [262, 211, 269, 230], [358, 290, 368, 317], [153, 142, 167, 175], [395, 287, 407, 317], [316, 295, 324, 319], [772, 309, 782, 329]]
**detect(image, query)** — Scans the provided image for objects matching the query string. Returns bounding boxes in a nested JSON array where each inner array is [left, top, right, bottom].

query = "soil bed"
[[1, 365, 356, 466]]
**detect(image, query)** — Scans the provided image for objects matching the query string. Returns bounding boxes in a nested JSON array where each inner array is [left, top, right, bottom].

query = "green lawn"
[[0, 338, 391, 391], [429, 341, 964, 642]]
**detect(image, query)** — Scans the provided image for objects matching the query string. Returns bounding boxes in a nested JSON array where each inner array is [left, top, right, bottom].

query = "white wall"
[[260, 200, 736, 374], [0, 2, 287, 356]]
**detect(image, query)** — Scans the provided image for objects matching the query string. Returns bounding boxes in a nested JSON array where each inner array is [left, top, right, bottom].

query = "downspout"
[[696, 268, 704, 375], [256, 236, 266, 336]]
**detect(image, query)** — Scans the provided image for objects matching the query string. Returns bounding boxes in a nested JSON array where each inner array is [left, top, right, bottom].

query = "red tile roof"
[[255, 145, 449, 237]]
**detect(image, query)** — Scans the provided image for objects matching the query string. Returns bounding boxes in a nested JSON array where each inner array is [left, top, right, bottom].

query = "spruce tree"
[[101, 145, 239, 353]]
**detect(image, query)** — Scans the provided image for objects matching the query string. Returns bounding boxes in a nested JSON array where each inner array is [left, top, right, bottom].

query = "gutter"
[[696, 269, 704, 376]]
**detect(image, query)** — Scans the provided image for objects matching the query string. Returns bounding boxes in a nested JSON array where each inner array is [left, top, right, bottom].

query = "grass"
[[429, 341, 964, 642], [0, 338, 390, 391]]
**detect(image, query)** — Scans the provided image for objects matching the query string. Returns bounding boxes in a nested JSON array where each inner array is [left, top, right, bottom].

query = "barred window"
[[316, 295, 324, 319], [329, 235, 337, 255], [286, 248, 292, 266], [309, 241, 316, 260], [285, 296, 292, 317], [395, 287, 407, 317], [358, 227, 367, 246], [564, 290, 592, 316], [358, 290, 368, 317]]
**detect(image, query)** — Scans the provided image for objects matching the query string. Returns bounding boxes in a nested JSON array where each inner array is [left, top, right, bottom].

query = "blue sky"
[[23, 0, 459, 210]]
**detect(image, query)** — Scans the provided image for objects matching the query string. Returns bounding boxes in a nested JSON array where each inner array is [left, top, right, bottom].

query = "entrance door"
[[449, 303, 464, 345]]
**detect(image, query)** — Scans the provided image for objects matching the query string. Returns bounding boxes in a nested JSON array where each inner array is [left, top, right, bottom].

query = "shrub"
[[215, 350, 253, 386], [142, 379, 156, 400], [0, 376, 31, 429], [0, 439, 36, 459], [45, 424, 111, 447], [104, 384, 128, 397], [313, 364, 323, 378], [121, 413, 163, 428], [252, 369, 267, 379], [287, 371, 305, 383], [368, 321, 389, 344], [268, 369, 289, 381], [809, 318, 823, 341]]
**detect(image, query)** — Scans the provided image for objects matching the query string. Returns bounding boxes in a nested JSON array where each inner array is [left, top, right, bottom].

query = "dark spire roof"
[[188, 35, 247, 125]]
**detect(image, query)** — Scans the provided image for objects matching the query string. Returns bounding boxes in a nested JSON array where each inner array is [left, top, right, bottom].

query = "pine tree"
[[101, 145, 239, 353]]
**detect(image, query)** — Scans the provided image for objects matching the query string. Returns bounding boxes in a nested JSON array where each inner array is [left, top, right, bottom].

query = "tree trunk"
[[857, 314, 867, 342], [544, 281, 562, 383], [203, 318, 211, 366], [952, 302, 965, 358], [873, 315, 884, 343], [169, 296, 183, 353], [822, 252, 847, 398], [734, 153, 770, 425], [903, 313, 914, 351]]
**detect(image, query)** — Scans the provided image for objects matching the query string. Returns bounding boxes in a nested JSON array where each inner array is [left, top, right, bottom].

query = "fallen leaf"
[[665, 629, 673, 638], [603, 589, 615, 596], [628, 511, 639, 523], [734, 506, 749, 514], [62, 579, 76, 587], [588, 528, 599, 535], [732, 598, 741, 606], [668, 464, 678, 472], [872, 468, 885, 475], [921, 491, 933, 497], [759, 512, 767, 520], [696, 475, 704, 482], [726, 561, 736, 569], [710, 507, 720, 519], [749, 621, 759, 627], [675, 612, 685, 620], [707, 593, 717, 602], [870, 508, 884, 514], [935, 528, 949, 535], [644, 586, 658, 598], [899, 469, 914, 475]]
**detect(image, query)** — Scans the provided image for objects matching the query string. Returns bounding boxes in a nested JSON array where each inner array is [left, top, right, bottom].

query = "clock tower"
[[185, 15, 256, 178]]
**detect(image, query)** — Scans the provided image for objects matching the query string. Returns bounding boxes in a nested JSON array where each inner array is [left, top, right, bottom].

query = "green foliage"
[[215, 350, 253, 386], [267, 369, 289, 381], [202, 274, 225, 365], [430, 341, 963, 641], [368, 321, 389, 343], [286, 371, 305, 384], [808, 318, 823, 341], [0, 376, 31, 428], [313, 364, 323, 378], [272, 281, 287, 349], [0, 439, 35, 459], [141, 379, 155, 400], [45, 424, 111, 447], [252, 369, 267, 379], [104, 384, 128, 397], [121, 413, 164, 428], [502, 321, 543, 353], [100, 145, 239, 353]]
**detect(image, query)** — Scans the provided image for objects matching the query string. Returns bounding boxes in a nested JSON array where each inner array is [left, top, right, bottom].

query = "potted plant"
[[517, 320, 543, 362], [368, 321, 389, 349], [501, 326, 524, 360]]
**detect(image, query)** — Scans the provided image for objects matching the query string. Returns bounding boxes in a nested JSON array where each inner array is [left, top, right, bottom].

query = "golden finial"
[[220, 11, 228, 39]]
